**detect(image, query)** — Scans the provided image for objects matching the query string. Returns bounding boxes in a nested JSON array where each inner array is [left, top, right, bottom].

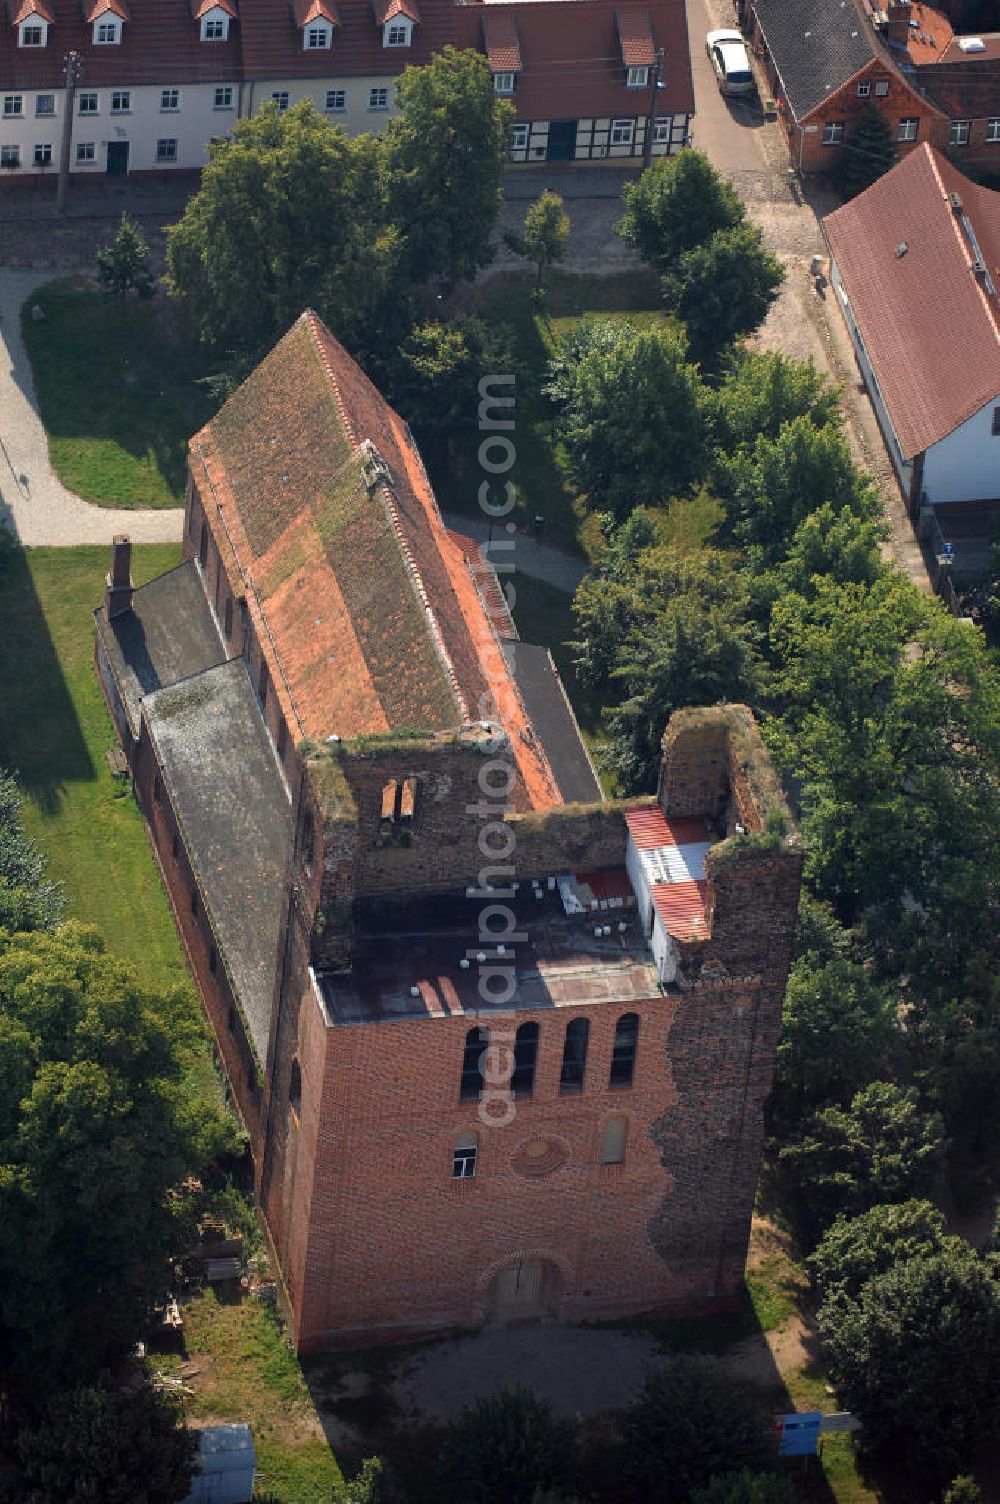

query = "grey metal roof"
[[752, 0, 876, 119], [95, 561, 227, 736], [144, 659, 293, 1064], [501, 640, 603, 806]]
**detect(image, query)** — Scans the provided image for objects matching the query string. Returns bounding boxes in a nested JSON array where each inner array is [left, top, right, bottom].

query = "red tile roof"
[[825, 144, 1000, 459], [238, 0, 450, 80], [483, 8, 520, 71], [939, 30, 1000, 61], [193, 313, 563, 811], [617, 5, 655, 66], [84, 0, 129, 19], [191, 0, 236, 17], [372, 0, 419, 23], [625, 805, 707, 849], [458, 0, 693, 123], [651, 879, 709, 940], [8, 0, 54, 21], [294, 0, 339, 25]]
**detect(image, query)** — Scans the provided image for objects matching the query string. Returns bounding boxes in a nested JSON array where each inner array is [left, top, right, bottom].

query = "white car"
[[706, 29, 755, 95]]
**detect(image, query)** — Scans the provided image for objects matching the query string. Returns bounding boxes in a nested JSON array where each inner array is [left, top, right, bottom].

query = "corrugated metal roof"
[[651, 879, 709, 939], [624, 805, 708, 850]]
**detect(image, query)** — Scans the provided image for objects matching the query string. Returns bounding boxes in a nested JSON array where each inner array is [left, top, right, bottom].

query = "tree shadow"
[[0, 541, 93, 812]]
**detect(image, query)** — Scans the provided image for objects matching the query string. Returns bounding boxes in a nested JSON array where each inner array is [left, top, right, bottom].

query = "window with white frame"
[[76, 141, 96, 162], [3, 95, 24, 118], [874, 79, 889, 96], [822, 119, 845, 145], [857, 81, 871, 96], [201, 12, 228, 40], [511, 122, 528, 151], [271, 91, 289, 111], [626, 64, 649, 88], [214, 85, 233, 109], [78, 92, 98, 114], [94, 18, 120, 42], [384, 19, 410, 45], [0, 145, 20, 167], [949, 119, 970, 146], [156, 138, 178, 162], [33, 142, 51, 165], [610, 118, 634, 146], [452, 1131, 478, 1179], [652, 116, 670, 143], [111, 90, 131, 114], [160, 88, 180, 111], [493, 71, 515, 95], [988, 118, 1000, 143], [19, 23, 44, 46], [36, 94, 55, 115], [325, 88, 346, 111], [368, 86, 389, 110], [305, 22, 331, 48], [898, 116, 918, 141]]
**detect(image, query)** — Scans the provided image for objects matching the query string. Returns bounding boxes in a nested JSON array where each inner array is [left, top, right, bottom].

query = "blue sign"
[[777, 1412, 822, 1457]]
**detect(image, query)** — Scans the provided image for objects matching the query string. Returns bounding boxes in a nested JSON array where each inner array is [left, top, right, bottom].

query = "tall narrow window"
[[224, 595, 233, 639], [511, 1021, 539, 1097], [452, 1131, 478, 1178], [559, 1017, 590, 1092], [289, 1058, 302, 1117], [257, 660, 269, 713], [198, 519, 208, 567], [460, 1027, 488, 1100], [601, 1115, 627, 1164], [277, 719, 287, 759], [610, 1012, 639, 1088], [300, 809, 315, 875]]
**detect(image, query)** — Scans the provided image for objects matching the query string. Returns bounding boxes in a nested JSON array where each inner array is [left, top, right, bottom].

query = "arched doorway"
[[492, 1257, 559, 1318]]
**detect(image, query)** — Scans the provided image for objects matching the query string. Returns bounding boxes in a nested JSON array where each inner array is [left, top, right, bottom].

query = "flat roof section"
[[144, 659, 293, 1063], [501, 640, 602, 805], [95, 560, 227, 735]]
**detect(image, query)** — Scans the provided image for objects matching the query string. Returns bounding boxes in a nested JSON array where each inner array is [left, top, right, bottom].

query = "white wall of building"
[[922, 396, 1000, 505], [245, 75, 402, 137], [831, 258, 915, 499]]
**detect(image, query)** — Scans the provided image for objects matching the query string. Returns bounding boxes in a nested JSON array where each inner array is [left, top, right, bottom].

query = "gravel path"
[[442, 511, 588, 593], [0, 268, 182, 547]]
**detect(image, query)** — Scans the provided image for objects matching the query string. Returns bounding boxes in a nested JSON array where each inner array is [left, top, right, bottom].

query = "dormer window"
[[20, 20, 44, 44], [86, 0, 128, 44], [192, 0, 234, 42], [295, 0, 338, 50], [626, 64, 649, 87], [306, 20, 330, 46], [203, 14, 225, 37], [384, 17, 410, 45], [493, 72, 515, 96], [94, 17, 120, 41]]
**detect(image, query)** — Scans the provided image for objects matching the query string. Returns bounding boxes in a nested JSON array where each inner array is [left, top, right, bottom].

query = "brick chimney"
[[885, 0, 913, 44], [105, 534, 133, 619]]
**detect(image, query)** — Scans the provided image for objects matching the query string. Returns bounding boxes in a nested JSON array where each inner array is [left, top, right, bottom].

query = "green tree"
[[759, 502, 887, 605], [96, 213, 154, 298], [167, 101, 402, 358], [383, 47, 511, 288], [770, 946, 897, 1136], [12, 1383, 196, 1504], [663, 223, 784, 366], [0, 923, 234, 1394], [545, 320, 708, 519], [777, 1082, 947, 1242], [393, 315, 516, 470], [818, 1245, 1000, 1477], [620, 1359, 772, 1504], [507, 190, 571, 293], [342, 1457, 384, 1504], [617, 150, 744, 271], [835, 104, 898, 199], [808, 1200, 951, 1303], [0, 769, 64, 932], [710, 349, 839, 451], [438, 1386, 576, 1504], [942, 1478, 982, 1504], [691, 1470, 796, 1504]]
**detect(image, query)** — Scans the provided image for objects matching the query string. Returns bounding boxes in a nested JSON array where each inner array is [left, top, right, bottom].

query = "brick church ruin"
[[95, 311, 802, 1350]]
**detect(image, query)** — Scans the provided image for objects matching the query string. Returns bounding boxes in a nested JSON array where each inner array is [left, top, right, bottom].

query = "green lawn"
[[0, 545, 188, 987], [442, 269, 670, 558], [21, 281, 216, 509]]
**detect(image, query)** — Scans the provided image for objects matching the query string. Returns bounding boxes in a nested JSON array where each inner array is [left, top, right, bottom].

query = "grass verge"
[[21, 280, 215, 508]]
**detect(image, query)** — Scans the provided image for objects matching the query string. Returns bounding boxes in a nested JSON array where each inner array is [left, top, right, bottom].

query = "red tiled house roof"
[[7, 0, 55, 21], [483, 9, 520, 71], [371, 0, 419, 24], [191, 313, 562, 810], [293, 0, 339, 26], [457, 0, 693, 123], [238, 0, 451, 81], [84, 0, 130, 19], [824, 143, 1000, 459], [617, 6, 655, 66]]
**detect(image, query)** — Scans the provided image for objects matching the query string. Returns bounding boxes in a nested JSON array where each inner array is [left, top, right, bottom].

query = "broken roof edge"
[[661, 703, 799, 853]]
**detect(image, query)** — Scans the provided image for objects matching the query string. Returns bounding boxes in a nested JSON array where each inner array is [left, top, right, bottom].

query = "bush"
[[437, 1386, 576, 1504], [691, 1470, 797, 1504]]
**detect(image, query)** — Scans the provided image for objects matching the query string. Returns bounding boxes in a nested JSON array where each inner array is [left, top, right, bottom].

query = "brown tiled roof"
[[922, 54, 1000, 118], [617, 5, 655, 66], [293, 0, 339, 25], [458, 0, 694, 121], [192, 313, 563, 811], [84, 0, 130, 19], [824, 144, 1000, 459], [371, 0, 419, 23], [191, 0, 236, 17], [483, 8, 520, 70], [238, 0, 450, 80], [0, 0, 243, 87], [8, 0, 55, 21]]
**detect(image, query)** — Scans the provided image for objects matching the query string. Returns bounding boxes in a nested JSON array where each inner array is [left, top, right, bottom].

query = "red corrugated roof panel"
[[625, 805, 708, 850], [651, 879, 709, 939]]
